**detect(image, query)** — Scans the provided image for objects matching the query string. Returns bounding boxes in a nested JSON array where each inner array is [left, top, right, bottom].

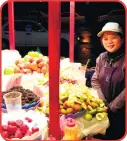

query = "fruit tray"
[[2, 101, 40, 113], [1, 110, 48, 140], [2, 101, 40, 110]]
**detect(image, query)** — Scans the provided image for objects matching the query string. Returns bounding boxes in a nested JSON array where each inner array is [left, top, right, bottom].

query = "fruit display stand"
[[1, 50, 110, 140]]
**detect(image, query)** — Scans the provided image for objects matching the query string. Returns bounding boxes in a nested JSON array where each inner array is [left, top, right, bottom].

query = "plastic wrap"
[[76, 116, 110, 138]]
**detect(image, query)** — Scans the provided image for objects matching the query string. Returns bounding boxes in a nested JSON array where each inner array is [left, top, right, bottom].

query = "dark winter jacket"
[[91, 51, 125, 113]]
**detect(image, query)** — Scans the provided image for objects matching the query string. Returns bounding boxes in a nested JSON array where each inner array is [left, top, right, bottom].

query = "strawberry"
[[32, 127, 39, 134], [2, 131, 9, 138], [25, 117, 33, 123], [27, 119, 33, 123], [19, 124, 29, 134], [9, 135, 15, 139], [8, 121, 16, 126], [16, 119, 23, 127], [8, 125, 17, 135], [25, 117, 29, 120], [25, 130, 32, 136], [15, 129, 23, 139], [2, 125, 8, 131]]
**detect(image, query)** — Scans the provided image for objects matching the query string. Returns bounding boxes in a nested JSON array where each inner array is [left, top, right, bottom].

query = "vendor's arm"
[[91, 56, 107, 103], [109, 89, 125, 113]]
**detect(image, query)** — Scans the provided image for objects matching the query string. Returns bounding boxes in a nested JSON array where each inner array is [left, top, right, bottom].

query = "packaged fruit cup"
[[63, 118, 79, 140], [3, 91, 22, 114]]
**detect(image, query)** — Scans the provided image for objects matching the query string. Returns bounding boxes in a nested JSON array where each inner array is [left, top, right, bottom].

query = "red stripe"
[[8, 0, 15, 50], [48, 1, 60, 139], [69, 2, 75, 62]]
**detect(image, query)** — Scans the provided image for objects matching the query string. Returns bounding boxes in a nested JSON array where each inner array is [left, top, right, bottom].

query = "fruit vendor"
[[91, 22, 125, 140]]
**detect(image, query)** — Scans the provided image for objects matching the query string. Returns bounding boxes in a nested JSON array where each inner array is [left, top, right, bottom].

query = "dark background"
[[2, 2, 124, 16], [2, 2, 125, 33], [2, 2, 124, 21]]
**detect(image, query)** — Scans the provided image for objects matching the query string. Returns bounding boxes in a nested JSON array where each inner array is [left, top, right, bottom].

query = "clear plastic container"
[[3, 91, 22, 114]]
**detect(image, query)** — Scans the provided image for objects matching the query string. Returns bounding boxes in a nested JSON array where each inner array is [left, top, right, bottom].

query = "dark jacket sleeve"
[[109, 60, 125, 112], [109, 88, 125, 113], [91, 55, 107, 102]]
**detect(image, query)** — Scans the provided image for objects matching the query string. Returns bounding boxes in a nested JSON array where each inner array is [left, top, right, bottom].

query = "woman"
[[92, 22, 125, 140]]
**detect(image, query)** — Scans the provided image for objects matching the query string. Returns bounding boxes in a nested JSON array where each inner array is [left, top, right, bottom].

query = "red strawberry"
[[2, 131, 9, 138], [32, 127, 39, 134], [8, 125, 17, 135], [16, 119, 23, 127], [27, 119, 33, 123], [8, 121, 16, 126], [25, 130, 32, 136], [25, 117, 29, 120], [9, 135, 15, 139], [2, 125, 8, 131], [15, 129, 23, 139], [19, 124, 29, 134], [25, 117, 33, 123]]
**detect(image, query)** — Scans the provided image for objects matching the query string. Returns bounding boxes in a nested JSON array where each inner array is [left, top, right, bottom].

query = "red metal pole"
[[8, 0, 15, 50], [0, 5, 2, 51], [48, 1, 61, 140], [69, 2, 75, 62]]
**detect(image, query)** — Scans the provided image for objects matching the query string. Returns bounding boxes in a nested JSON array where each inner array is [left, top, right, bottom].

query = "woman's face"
[[101, 31, 123, 53]]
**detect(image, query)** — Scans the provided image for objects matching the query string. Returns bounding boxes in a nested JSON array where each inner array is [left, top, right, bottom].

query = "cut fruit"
[[88, 109, 97, 115], [96, 113, 105, 121], [102, 112, 108, 117]]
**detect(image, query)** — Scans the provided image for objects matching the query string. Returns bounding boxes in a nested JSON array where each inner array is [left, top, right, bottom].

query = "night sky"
[[2, 1, 125, 34], [2, 1, 125, 17]]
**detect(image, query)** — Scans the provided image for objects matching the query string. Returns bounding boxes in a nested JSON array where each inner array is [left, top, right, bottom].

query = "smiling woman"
[[92, 22, 125, 140]]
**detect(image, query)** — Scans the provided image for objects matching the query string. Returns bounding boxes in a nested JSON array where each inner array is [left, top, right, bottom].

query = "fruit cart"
[[1, 0, 109, 140]]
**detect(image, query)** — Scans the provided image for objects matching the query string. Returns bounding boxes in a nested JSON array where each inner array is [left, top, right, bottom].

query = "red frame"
[[0, 0, 126, 140]]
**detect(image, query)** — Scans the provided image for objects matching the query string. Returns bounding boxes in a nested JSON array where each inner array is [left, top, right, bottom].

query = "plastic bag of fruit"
[[76, 115, 110, 138]]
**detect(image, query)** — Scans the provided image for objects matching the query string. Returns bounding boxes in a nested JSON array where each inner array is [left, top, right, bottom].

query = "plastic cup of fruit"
[[3, 91, 22, 114]]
